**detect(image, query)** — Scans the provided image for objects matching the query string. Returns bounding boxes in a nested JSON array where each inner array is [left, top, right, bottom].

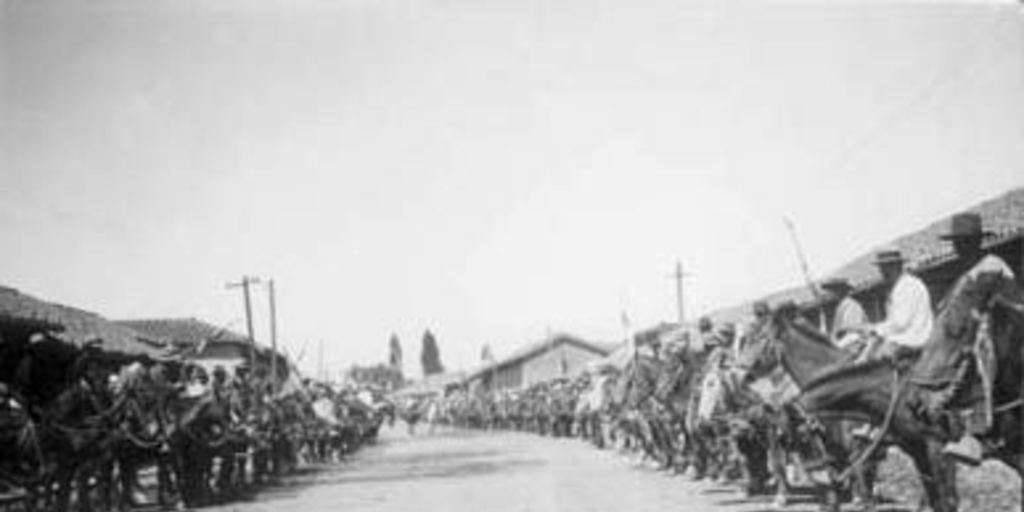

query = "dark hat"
[[698, 316, 713, 331], [753, 300, 771, 317], [940, 213, 992, 240], [873, 248, 905, 266], [820, 277, 854, 292]]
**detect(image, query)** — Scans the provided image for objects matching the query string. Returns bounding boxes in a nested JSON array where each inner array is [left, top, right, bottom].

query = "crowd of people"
[[0, 335, 394, 512], [400, 213, 1021, 512]]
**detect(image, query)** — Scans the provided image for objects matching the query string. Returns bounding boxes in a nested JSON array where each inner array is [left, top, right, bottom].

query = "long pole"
[[318, 339, 325, 382], [227, 276, 261, 370], [672, 261, 690, 324], [783, 218, 822, 302], [268, 279, 279, 393]]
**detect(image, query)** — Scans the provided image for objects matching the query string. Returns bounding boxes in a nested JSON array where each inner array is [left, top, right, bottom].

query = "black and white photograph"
[[1, 1, 1022, 512]]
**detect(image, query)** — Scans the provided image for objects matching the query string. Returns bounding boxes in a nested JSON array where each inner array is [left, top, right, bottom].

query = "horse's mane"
[[803, 357, 892, 392], [786, 316, 838, 350]]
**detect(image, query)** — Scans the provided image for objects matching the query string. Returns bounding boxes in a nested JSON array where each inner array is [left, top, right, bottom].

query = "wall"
[[192, 342, 248, 374], [492, 364, 523, 391], [520, 342, 603, 388]]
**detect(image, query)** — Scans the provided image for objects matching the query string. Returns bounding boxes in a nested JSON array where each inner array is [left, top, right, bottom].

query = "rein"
[[838, 366, 903, 483]]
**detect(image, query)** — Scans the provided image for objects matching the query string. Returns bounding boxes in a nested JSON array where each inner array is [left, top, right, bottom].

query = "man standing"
[[821, 277, 869, 352], [862, 248, 934, 362]]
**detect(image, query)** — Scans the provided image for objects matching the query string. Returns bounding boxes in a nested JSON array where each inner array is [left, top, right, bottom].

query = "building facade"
[[467, 334, 611, 393]]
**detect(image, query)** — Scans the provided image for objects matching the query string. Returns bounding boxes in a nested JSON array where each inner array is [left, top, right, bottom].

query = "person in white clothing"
[[859, 248, 934, 362], [821, 277, 869, 352]]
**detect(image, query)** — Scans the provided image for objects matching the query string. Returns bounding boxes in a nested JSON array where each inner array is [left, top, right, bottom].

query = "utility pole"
[[671, 261, 691, 324], [267, 279, 279, 394], [318, 339, 325, 382], [226, 276, 261, 370]]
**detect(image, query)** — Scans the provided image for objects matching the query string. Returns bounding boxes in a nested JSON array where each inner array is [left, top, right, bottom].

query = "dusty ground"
[[200, 425, 1019, 512]]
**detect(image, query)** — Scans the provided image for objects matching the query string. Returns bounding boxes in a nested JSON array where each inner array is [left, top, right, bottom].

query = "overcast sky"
[[1, 0, 1022, 377]]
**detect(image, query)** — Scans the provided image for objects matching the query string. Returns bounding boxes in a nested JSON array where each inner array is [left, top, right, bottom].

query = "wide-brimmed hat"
[[717, 323, 736, 336], [752, 300, 771, 317], [873, 248, 906, 266], [820, 277, 854, 293], [940, 213, 993, 240]]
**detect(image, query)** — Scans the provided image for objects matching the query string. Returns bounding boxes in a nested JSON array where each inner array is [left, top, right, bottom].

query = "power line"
[[815, 10, 1018, 178]]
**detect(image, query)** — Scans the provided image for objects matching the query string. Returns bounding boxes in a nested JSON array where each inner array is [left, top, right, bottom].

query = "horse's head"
[[734, 309, 786, 384], [0, 385, 46, 484]]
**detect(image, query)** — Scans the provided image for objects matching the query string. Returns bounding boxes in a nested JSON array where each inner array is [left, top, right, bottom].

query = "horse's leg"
[[933, 439, 959, 512], [691, 427, 709, 480], [100, 454, 122, 512], [53, 468, 74, 512], [74, 464, 94, 512], [841, 422, 877, 512], [768, 427, 790, 508], [903, 437, 956, 512], [155, 452, 172, 509]]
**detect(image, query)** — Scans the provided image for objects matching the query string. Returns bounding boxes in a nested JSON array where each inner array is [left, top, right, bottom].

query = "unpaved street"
[[211, 426, 835, 512]]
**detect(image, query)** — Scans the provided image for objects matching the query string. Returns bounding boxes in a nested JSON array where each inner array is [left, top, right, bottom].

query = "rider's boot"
[[943, 435, 983, 466]]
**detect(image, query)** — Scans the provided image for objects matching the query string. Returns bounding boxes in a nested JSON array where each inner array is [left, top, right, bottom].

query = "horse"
[[613, 354, 678, 468], [648, 344, 714, 476], [735, 305, 894, 512], [168, 390, 233, 508], [800, 260, 1023, 512], [913, 259, 1023, 474], [0, 384, 47, 496], [575, 369, 619, 448]]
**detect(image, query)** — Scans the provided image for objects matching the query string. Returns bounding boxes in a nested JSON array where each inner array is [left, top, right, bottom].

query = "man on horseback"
[[821, 278, 869, 352], [860, 248, 934, 363], [938, 213, 1016, 466]]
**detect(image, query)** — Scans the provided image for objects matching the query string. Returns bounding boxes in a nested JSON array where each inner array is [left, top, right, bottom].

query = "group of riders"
[[0, 332, 395, 512], [402, 213, 1022, 512]]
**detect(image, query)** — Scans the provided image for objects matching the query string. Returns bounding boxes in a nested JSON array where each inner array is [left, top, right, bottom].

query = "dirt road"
[[200, 423, 1023, 512], [211, 425, 839, 512]]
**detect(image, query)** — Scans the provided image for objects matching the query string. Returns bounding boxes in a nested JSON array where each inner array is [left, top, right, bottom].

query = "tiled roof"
[[706, 186, 1024, 324], [466, 333, 612, 382], [823, 187, 1024, 293], [117, 318, 249, 347], [0, 286, 66, 331], [0, 286, 157, 356]]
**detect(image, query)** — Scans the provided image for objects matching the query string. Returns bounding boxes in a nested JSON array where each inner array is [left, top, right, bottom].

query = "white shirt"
[[875, 272, 933, 348]]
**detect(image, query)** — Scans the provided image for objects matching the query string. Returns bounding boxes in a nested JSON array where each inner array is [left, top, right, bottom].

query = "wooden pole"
[[784, 218, 827, 330], [672, 261, 690, 324], [318, 339, 325, 383], [784, 217, 824, 299], [268, 279, 279, 393], [227, 276, 261, 370]]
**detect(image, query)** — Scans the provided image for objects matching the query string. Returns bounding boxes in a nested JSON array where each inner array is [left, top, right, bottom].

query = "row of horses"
[[0, 336, 392, 512], [419, 265, 1022, 512]]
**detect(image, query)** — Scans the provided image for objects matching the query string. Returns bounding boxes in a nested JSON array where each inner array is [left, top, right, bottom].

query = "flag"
[[621, 311, 636, 355], [481, 344, 494, 363]]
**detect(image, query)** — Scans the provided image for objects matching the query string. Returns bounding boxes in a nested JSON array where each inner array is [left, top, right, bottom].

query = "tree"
[[388, 333, 403, 375], [420, 329, 445, 376]]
